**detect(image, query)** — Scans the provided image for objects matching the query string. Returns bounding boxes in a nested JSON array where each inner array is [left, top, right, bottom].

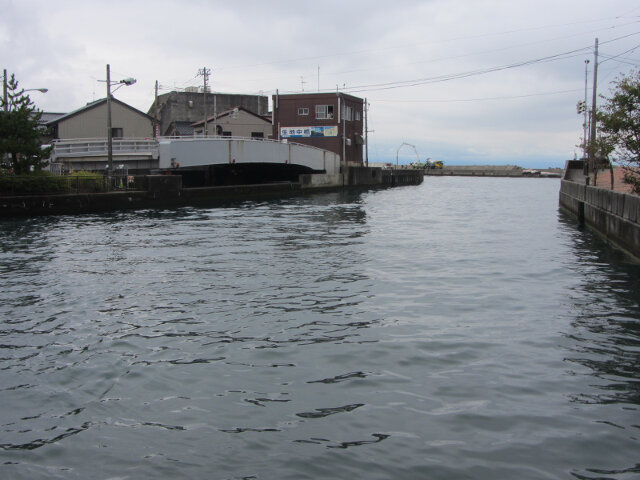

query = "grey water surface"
[[1, 177, 639, 479]]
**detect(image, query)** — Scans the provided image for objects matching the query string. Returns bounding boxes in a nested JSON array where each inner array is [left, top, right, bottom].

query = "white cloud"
[[2, 0, 639, 167]]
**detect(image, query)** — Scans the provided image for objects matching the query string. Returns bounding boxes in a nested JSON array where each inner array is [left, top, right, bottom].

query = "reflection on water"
[[1, 180, 639, 479], [556, 212, 640, 479], [559, 213, 640, 408]]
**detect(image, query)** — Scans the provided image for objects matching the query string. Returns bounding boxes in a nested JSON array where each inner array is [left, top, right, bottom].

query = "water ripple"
[[1, 181, 639, 479]]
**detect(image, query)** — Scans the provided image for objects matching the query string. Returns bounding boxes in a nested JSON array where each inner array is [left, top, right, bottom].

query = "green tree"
[[596, 70, 640, 194], [0, 73, 51, 174]]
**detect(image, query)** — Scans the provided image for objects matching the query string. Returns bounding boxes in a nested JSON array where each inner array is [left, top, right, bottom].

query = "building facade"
[[46, 98, 154, 140], [45, 98, 156, 173], [271, 92, 364, 165], [149, 91, 269, 137], [191, 107, 272, 138]]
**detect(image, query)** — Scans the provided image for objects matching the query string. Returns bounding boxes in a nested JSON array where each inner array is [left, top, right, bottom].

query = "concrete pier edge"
[[0, 166, 424, 218], [559, 160, 640, 260]]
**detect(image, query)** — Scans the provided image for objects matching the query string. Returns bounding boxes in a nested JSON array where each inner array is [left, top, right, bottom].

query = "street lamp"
[[3, 69, 48, 112], [105, 64, 136, 185]]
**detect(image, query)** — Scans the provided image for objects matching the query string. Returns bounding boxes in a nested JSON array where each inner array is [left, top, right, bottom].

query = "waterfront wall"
[[426, 165, 524, 177], [380, 168, 424, 186], [0, 167, 422, 217], [425, 165, 562, 177], [559, 179, 640, 259]]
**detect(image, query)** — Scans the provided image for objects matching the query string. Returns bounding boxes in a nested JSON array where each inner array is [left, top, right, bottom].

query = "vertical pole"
[[154, 80, 159, 138], [583, 60, 589, 160], [343, 112, 347, 183], [2, 69, 7, 167], [3, 69, 8, 112], [107, 64, 113, 184], [364, 98, 369, 167], [203, 67, 208, 137], [588, 38, 599, 176], [275, 89, 279, 141], [342, 107, 346, 172]]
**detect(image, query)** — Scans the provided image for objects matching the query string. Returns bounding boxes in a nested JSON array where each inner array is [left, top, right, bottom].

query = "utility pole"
[[364, 98, 368, 167], [107, 64, 113, 177], [154, 80, 159, 138], [3, 69, 8, 112], [583, 60, 589, 160], [198, 67, 211, 136], [588, 38, 599, 177]]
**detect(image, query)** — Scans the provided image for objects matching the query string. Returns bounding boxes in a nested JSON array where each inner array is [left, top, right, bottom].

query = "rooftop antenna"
[[300, 76, 306, 92]]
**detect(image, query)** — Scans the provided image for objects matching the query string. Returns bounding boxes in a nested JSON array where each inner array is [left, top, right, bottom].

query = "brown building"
[[272, 92, 364, 166]]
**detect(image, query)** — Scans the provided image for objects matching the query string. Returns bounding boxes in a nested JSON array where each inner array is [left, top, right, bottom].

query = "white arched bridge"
[[50, 137, 342, 178]]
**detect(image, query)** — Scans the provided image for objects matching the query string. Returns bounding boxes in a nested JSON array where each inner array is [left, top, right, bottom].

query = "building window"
[[355, 111, 361, 121], [251, 132, 264, 139], [111, 127, 123, 138], [298, 107, 309, 116], [222, 131, 232, 137], [342, 105, 353, 121], [316, 105, 334, 119]]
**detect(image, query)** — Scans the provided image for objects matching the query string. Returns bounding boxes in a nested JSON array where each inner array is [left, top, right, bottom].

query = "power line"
[[342, 47, 592, 94], [340, 32, 640, 94], [214, 15, 640, 73], [372, 88, 583, 104], [600, 42, 640, 64]]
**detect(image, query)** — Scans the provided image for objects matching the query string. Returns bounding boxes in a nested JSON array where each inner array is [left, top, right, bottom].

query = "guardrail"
[[157, 135, 337, 153], [51, 138, 159, 158]]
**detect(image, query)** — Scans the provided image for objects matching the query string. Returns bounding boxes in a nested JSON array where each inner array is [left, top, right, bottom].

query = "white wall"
[[158, 138, 340, 174]]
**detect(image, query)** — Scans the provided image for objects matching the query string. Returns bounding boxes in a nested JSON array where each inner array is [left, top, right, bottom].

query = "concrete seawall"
[[425, 165, 562, 177], [559, 162, 640, 260], [0, 167, 424, 217]]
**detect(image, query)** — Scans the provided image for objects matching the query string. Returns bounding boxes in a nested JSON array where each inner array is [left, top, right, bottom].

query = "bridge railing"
[[157, 135, 335, 153], [51, 138, 159, 159]]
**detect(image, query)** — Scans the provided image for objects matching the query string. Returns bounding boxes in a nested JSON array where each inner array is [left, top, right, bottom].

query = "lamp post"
[[105, 64, 136, 186], [588, 39, 599, 178], [3, 69, 48, 112]]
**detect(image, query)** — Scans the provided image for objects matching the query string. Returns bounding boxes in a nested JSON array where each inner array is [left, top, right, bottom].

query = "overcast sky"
[[2, 0, 639, 167]]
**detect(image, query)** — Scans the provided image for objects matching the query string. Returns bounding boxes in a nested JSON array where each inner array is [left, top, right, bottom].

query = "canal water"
[[1, 177, 639, 479]]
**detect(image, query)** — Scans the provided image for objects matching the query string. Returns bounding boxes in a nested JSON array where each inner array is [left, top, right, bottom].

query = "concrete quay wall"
[[0, 167, 422, 217], [559, 179, 640, 259], [425, 165, 562, 177], [426, 165, 524, 177]]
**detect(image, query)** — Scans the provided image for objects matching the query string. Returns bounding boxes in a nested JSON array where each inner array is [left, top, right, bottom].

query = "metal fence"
[[0, 174, 148, 196]]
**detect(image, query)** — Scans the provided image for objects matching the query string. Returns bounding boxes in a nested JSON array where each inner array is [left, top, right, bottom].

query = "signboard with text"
[[280, 126, 338, 138]]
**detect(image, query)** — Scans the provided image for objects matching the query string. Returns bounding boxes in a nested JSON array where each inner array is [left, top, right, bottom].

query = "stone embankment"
[[559, 160, 640, 260]]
